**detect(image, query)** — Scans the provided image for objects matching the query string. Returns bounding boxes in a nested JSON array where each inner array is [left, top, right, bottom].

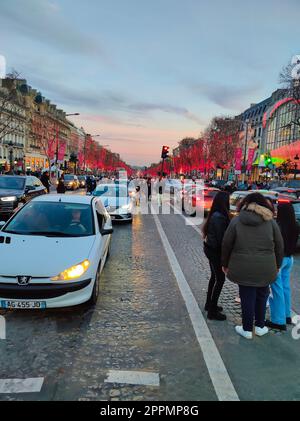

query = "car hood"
[[0, 189, 23, 198], [0, 234, 96, 277]]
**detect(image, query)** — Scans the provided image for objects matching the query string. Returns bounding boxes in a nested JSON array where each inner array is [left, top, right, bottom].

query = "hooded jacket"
[[222, 203, 284, 287]]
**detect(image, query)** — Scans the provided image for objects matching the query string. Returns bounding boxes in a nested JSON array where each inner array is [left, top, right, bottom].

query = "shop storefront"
[[25, 155, 49, 171]]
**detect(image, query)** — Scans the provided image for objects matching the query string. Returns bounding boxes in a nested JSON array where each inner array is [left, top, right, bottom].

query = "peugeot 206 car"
[[92, 183, 133, 222], [0, 194, 113, 309]]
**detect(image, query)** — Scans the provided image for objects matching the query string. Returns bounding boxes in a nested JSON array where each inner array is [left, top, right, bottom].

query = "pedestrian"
[[56, 177, 66, 194], [202, 191, 230, 321], [135, 185, 141, 206], [222, 193, 284, 339], [266, 203, 299, 331], [40, 171, 50, 193], [157, 176, 164, 207], [86, 176, 93, 193], [147, 177, 152, 202]]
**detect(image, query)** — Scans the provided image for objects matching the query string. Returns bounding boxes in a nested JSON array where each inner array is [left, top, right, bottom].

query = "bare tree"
[[279, 58, 300, 127], [0, 70, 25, 142]]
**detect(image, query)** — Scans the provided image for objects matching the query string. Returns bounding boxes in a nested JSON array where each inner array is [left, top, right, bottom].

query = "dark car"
[[229, 190, 300, 246], [272, 187, 299, 199], [77, 175, 87, 188], [63, 174, 80, 190], [0, 175, 47, 219]]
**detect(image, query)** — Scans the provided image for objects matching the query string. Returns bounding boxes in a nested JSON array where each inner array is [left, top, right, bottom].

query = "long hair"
[[237, 192, 275, 214], [277, 202, 298, 256], [202, 191, 230, 237]]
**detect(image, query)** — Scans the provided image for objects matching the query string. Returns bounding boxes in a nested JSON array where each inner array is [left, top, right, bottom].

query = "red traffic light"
[[161, 145, 170, 159]]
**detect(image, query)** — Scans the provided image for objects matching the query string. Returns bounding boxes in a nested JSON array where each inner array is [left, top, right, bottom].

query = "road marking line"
[[0, 378, 44, 393], [152, 211, 239, 401], [104, 370, 159, 386], [169, 202, 202, 235]]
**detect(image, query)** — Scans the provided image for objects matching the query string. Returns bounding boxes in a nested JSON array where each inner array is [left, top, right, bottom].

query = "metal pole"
[[242, 120, 249, 183], [161, 158, 165, 176]]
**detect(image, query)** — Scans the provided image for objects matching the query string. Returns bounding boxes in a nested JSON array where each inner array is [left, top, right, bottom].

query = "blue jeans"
[[269, 256, 293, 325]]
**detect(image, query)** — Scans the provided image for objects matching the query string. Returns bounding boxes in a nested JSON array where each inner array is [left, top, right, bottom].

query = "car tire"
[[88, 263, 101, 306]]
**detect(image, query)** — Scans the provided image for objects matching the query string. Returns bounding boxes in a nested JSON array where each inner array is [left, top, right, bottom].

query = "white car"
[[0, 195, 113, 309], [92, 183, 133, 222]]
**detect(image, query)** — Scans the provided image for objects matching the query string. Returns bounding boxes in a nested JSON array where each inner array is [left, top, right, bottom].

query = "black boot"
[[207, 310, 227, 321], [265, 320, 287, 331], [205, 303, 223, 312]]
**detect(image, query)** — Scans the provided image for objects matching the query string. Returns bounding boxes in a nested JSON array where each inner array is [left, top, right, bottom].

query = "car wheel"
[[88, 264, 101, 306]]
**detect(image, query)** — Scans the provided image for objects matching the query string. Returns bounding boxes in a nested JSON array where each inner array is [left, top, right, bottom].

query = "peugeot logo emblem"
[[17, 276, 31, 286]]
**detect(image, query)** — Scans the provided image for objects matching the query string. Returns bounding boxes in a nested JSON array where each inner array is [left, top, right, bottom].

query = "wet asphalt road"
[[0, 190, 300, 401]]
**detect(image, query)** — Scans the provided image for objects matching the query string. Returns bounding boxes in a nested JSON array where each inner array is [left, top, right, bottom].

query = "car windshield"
[[3, 202, 94, 237], [0, 177, 25, 190], [93, 185, 128, 198], [64, 175, 75, 180], [78, 176, 85, 180]]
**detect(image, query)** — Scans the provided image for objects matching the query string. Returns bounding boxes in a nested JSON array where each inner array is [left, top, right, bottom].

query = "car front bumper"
[[0, 278, 93, 308], [110, 212, 132, 222]]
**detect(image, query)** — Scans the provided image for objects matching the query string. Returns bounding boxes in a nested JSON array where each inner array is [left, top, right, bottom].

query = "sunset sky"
[[1, 0, 300, 165]]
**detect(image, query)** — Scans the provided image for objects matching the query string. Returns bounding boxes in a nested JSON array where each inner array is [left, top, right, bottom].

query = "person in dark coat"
[[40, 171, 50, 193], [147, 177, 152, 201], [56, 177, 66, 194], [222, 193, 284, 340], [202, 191, 230, 321], [266, 202, 299, 331]]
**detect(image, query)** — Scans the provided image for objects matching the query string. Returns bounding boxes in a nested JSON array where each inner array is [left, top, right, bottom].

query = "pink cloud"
[[71, 113, 201, 166]]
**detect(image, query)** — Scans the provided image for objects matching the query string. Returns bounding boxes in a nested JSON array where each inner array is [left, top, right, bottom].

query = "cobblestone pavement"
[[0, 207, 216, 401]]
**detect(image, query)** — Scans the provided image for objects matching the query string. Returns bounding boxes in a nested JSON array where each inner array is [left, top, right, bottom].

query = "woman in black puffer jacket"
[[202, 191, 230, 321]]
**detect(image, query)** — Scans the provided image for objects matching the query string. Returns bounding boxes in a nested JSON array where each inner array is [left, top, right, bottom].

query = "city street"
[[0, 190, 300, 401]]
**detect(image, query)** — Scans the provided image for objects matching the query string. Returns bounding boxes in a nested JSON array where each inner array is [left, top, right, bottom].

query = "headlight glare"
[[1, 196, 17, 202], [51, 259, 90, 281]]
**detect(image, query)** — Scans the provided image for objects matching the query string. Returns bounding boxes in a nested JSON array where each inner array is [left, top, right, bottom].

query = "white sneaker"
[[235, 325, 253, 339], [255, 326, 269, 337]]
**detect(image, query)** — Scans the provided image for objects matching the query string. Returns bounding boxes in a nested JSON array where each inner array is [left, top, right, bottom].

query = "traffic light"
[[161, 145, 170, 159]]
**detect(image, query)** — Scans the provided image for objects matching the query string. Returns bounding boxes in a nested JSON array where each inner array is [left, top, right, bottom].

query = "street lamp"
[[55, 113, 80, 174], [8, 141, 14, 174], [83, 134, 101, 172]]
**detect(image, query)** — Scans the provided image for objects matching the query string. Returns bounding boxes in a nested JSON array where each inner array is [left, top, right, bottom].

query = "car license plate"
[[1, 300, 46, 309]]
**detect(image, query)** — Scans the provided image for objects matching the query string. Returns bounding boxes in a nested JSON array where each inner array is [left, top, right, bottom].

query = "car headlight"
[[51, 260, 90, 281], [119, 205, 130, 213], [1, 196, 17, 202]]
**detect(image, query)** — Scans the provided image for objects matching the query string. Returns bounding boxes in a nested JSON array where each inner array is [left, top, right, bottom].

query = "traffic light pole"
[[161, 158, 165, 177]]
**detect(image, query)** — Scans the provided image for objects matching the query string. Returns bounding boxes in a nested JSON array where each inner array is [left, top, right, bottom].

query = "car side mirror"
[[25, 186, 35, 192], [100, 227, 113, 236]]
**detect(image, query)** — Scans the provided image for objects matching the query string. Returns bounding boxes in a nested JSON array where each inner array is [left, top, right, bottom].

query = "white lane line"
[[152, 211, 239, 401], [169, 202, 202, 235], [0, 378, 44, 393], [105, 370, 159, 387]]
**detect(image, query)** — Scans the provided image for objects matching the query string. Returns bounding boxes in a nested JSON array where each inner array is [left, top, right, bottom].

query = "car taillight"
[[278, 199, 291, 203]]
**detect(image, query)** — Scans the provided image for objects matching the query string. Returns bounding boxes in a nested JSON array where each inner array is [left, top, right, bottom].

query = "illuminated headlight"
[[51, 260, 90, 281], [119, 205, 130, 214], [1, 196, 17, 202]]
